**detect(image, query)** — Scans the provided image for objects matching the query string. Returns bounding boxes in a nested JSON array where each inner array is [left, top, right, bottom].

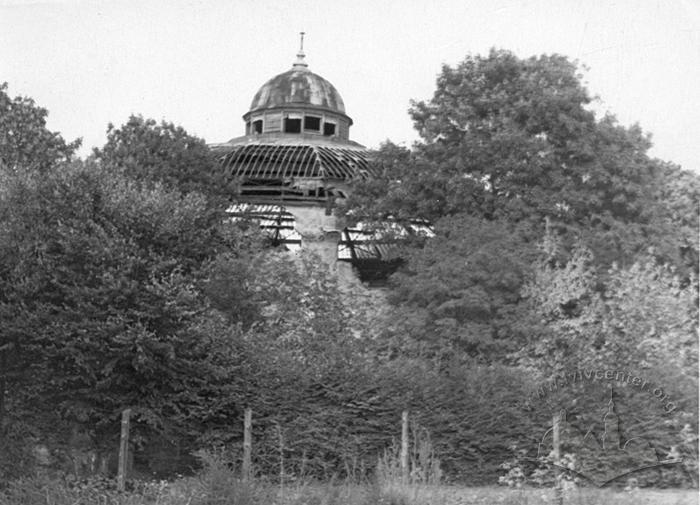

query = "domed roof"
[[249, 68, 346, 114], [248, 44, 346, 115]]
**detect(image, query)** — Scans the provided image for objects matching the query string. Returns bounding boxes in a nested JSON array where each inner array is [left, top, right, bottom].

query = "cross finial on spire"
[[293, 31, 308, 69]]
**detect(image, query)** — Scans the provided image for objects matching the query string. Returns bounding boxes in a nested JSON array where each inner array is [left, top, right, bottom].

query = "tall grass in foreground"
[[0, 448, 696, 505], [1, 477, 697, 505], [375, 437, 442, 504]]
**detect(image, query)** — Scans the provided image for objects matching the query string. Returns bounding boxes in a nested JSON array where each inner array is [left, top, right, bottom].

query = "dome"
[[238, 37, 354, 140], [248, 54, 346, 115]]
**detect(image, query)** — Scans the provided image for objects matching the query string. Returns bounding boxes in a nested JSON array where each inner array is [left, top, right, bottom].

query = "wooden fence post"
[[553, 410, 563, 505], [401, 410, 409, 484], [117, 408, 131, 492], [277, 423, 284, 490], [242, 408, 252, 481]]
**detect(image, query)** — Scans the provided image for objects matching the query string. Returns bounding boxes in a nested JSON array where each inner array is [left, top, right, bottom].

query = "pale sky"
[[1, 0, 699, 172]]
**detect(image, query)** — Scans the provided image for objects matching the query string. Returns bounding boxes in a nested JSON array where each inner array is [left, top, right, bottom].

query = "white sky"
[[1, 0, 699, 172]]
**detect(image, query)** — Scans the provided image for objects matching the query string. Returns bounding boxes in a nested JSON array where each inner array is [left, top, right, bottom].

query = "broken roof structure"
[[213, 34, 429, 285], [210, 33, 372, 202], [218, 141, 375, 203]]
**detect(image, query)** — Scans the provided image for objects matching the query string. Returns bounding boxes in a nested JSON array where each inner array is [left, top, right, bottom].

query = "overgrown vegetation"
[[339, 49, 699, 486], [0, 46, 697, 494], [1, 451, 697, 505]]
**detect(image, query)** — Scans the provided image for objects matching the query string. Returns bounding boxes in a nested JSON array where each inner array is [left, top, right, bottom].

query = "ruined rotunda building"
[[211, 36, 413, 285]]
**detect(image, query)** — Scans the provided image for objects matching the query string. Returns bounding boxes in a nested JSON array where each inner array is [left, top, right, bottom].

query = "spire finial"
[[293, 31, 308, 69]]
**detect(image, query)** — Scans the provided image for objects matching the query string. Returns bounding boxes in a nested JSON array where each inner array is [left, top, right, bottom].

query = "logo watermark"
[[526, 368, 678, 413], [520, 369, 688, 487]]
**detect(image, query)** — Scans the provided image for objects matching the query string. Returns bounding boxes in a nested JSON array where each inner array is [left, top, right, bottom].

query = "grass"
[[376, 484, 699, 505], [0, 477, 698, 505], [0, 449, 696, 505]]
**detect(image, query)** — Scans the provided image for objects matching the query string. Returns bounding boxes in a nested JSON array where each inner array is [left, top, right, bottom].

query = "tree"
[[517, 246, 698, 485], [0, 82, 81, 172], [643, 161, 700, 273], [518, 238, 698, 404], [408, 49, 598, 223], [345, 49, 698, 272], [0, 160, 256, 478], [0, 150, 383, 479], [376, 215, 539, 361], [93, 115, 234, 199], [339, 140, 486, 224], [337, 50, 699, 484], [0, 82, 81, 478]]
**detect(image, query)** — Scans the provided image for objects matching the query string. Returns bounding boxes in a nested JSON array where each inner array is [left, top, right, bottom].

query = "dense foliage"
[[0, 82, 81, 172], [93, 115, 234, 199], [0, 161, 249, 475], [342, 49, 698, 484], [343, 50, 698, 273], [1, 47, 697, 488]]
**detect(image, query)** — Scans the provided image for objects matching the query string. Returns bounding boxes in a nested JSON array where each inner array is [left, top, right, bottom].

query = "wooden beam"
[[117, 409, 131, 492], [242, 408, 252, 481]]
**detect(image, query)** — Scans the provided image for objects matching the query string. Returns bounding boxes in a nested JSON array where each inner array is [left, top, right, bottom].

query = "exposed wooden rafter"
[[220, 144, 375, 180]]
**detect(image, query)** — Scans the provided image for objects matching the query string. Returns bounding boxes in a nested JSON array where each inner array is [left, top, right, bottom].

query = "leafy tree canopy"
[[408, 50, 649, 226], [383, 215, 539, 361], [0, 82, 81, 172], [0, 161, 252, 451], [345, 50, 699, 277], [93, 115, 234, 199]]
